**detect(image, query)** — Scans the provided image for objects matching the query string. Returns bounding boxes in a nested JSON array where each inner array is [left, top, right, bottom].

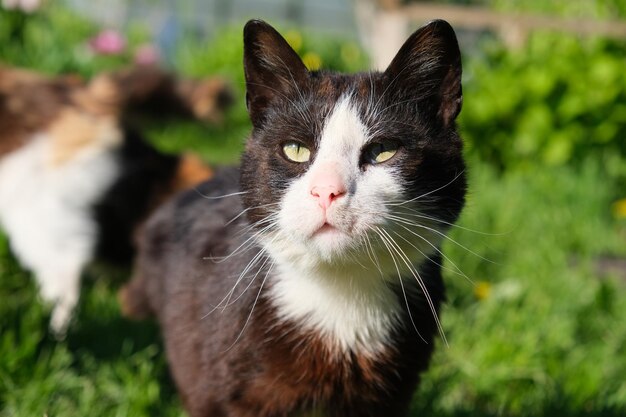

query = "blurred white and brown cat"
[[0, 64, 233, 335]]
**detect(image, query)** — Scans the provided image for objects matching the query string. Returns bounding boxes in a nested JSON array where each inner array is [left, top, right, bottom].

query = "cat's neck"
[[264, 239, 405, 356]]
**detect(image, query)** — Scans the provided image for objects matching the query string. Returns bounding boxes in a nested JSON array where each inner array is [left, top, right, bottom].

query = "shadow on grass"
[[411, 410, 624, 417], [413, 389, 625, 417], [66, 309, 161, 361], [64, 265, 159, 359], [63, 272, 180, 410]]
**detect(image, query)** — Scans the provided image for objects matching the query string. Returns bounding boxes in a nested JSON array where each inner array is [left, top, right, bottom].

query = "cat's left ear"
[[243, 19, 309, 128], [384, 19, 462, 128]]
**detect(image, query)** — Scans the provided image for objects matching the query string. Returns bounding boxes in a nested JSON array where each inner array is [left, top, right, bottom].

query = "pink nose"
[[309, 165, 346, 210]]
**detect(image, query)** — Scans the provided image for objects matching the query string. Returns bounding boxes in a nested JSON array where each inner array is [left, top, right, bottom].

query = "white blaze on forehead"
[[314, 94, 369, 169]]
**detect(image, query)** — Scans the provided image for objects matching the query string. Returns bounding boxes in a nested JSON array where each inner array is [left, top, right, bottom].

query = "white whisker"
[[392, 228, 473, 284], [377, 227, 447, 346], [386, 235, 447, 345], [388, 215, 495, 264], [374, 227, 427, 344], [225, 202, 281, 227], [202, 247, 266, 317], [221, 248, 270, 311], [222, 260, 274, 353], [387, 170, 465, 206], [206, 218, 278, 263], [393, 208, 502, 236], [195, 190, 248, 200]]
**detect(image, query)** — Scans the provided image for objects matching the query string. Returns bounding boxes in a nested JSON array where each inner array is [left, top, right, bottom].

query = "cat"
[[121, 19, 466, 417], [0, 63, 233, 336]]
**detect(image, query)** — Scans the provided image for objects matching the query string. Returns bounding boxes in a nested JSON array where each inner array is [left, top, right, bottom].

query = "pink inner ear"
[[309, 163, 347, 210]]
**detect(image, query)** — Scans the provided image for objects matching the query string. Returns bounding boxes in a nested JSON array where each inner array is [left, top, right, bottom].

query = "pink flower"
[[134, 44, 160, 66], [89, 29, 126, 55]]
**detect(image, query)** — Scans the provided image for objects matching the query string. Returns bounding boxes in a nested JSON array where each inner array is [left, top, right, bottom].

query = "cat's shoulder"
[[140, 165, 243, 253], [173, 165, 241, 210]]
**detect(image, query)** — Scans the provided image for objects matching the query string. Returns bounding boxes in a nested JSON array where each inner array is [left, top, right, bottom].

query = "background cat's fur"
[[122, 19, 466, 417], [0, 64, 232, 335]]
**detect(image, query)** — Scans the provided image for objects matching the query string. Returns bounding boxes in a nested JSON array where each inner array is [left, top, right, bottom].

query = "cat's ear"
[[243, 19, 309, 128], [384, 19, 462, 128]]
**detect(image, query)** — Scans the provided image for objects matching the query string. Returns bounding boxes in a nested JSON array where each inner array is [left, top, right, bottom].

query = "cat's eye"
[[363, 140, 400, 165], [282, 141, 311, 163]]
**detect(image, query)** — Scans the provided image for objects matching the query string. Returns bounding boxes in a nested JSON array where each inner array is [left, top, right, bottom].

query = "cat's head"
[[240, 20, 466, 271]]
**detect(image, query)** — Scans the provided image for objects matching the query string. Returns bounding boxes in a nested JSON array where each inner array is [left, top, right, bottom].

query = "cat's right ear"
[[244, 20, 309, 128]]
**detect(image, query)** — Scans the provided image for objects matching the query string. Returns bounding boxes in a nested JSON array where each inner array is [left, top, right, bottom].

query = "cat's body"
[[122, 20, 466, 417], [123, 169, 443, 416], [0, 64, 231, 335]]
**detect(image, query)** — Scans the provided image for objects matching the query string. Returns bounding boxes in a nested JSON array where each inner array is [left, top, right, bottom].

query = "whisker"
[[206, 219, 278, 263], [388, 216, 495, 264], [234, 212, 280, 234], [225, 202, 281, 227], [393, 208, 503, 236], [392, 228, 473, 284], [387, 170, 466, 206], [364, 233, 384, 277], [194, 190, 248, 200], [374, 227, 427, 344], [221, 248, 270, 311], [201, 247, 268, 318], [378, 227, 448, 346], [222, 260, 274, 353]]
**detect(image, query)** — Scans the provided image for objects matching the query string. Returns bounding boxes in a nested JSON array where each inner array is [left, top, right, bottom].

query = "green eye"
[[365, 140, 399, 164], [282, 141, 311, 163]]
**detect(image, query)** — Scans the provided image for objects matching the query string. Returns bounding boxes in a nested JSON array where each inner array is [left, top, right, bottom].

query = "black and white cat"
[[122, 19, 466, 417]]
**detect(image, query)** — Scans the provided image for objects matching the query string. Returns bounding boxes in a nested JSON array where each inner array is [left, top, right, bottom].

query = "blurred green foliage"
[[489, 0, 626, 19], [405, 0, 626, 20], [0, 6, 150, 76], [461, 34, 626, 176]]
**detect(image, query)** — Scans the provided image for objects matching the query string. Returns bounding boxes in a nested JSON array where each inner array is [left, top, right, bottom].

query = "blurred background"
[[1, 0, 626, 416]]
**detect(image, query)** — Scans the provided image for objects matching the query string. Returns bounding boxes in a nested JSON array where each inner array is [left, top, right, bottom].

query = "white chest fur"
[[267, 259, 402, 355]]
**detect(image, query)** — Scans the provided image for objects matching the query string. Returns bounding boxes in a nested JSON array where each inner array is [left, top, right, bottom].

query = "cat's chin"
[[309, 224, 355, 261]]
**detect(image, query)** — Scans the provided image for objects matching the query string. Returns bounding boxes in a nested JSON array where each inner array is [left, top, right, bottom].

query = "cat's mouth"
[[311, 221, 350, 240], [311, 217, 356, 238], [316, 223, 338, 235]]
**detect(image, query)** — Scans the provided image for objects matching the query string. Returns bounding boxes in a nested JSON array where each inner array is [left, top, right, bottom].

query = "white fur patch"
[[261, 95, 442, 354], [0, 133, 121, 334]]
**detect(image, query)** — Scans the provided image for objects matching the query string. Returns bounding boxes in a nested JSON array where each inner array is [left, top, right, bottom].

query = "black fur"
[[93, 126, 180, 263]]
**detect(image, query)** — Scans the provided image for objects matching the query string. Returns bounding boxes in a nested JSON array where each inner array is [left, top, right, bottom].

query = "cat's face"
[[240, 20, 466, 271]]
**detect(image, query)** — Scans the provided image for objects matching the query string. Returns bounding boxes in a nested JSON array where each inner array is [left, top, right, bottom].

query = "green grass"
[[413, 160, 626, 416], [1, 157, 625, 416]]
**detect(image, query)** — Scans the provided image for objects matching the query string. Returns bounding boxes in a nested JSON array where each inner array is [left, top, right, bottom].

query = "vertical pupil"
[[374, 143, 384, 159]]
